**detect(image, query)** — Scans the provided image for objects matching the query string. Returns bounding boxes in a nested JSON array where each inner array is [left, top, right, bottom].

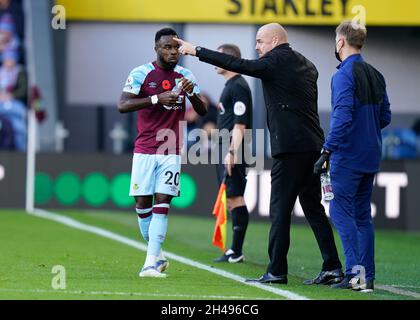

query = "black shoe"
[[213, 249, 245, 263], [330, 275, 353, 289], [303, 268, 344, 285], [245, 273, 288, 284]]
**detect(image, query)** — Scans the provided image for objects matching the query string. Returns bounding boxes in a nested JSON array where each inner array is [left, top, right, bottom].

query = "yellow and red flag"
[[212, 181, 227, 252]]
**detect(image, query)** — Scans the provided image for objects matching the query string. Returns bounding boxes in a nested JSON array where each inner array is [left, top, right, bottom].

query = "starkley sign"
[[56, 0, 420, 26]]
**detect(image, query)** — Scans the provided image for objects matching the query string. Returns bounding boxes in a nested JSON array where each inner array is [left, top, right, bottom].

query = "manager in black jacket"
[[176, 23, 342, 285]]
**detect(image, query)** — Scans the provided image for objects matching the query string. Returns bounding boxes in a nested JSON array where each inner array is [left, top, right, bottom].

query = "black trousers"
[[267, 152, 342, 276]]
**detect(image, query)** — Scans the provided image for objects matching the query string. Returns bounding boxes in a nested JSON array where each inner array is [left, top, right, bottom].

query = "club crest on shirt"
[[125, 76, 134, 85]]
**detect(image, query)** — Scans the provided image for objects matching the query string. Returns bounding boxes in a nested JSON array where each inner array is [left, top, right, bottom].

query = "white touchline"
[[29, 209, 309, 300], [0, 289, 277, 300], [376, 285, 420, 299], [390, 284, 420, 289]]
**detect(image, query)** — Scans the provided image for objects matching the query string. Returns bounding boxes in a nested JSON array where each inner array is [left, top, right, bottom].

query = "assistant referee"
[[212, 44, 253, 264]]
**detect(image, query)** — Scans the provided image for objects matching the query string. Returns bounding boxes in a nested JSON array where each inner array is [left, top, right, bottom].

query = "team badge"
[[126, 76, 134, 85]]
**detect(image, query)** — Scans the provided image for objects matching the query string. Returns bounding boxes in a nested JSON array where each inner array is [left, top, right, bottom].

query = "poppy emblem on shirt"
[[162, 80, 171, 90]]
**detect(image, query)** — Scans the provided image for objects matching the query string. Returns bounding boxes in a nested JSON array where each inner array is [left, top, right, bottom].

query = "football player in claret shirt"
[[118, 28, 207, 278]]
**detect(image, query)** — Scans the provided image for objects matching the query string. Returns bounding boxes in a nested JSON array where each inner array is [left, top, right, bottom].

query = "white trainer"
[[228, 254, 245, 264], [139, 266, 167, 278]]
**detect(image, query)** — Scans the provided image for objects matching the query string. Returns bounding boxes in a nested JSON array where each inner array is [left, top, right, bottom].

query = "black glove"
[[314, 150, 330, 174]]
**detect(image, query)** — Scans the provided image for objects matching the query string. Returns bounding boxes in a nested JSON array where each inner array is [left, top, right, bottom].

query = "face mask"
[[335, 39, 343, 62]]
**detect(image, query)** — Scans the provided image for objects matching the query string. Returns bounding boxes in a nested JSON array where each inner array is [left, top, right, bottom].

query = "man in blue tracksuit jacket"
[[314, 21, 391, 292]]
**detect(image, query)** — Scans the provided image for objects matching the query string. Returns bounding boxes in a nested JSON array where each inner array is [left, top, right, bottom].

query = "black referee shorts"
[[216, 161, 247, 198]]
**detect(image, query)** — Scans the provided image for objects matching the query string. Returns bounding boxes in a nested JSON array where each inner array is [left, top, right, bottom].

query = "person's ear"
[[337, 37, 345, 49], [272, 36, 279, 47]]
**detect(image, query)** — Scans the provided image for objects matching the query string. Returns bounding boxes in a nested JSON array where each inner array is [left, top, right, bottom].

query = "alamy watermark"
[[350, 265, 367, 289], [351, 5, 367, 29], [155, 123, 265, 173], [51, 5, 66, 30], [51, 265, 66, 290]]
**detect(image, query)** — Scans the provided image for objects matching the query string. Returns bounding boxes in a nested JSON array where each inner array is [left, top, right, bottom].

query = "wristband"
[[151, 95, 158, 105]]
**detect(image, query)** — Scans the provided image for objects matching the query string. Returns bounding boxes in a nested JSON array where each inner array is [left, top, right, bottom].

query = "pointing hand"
[[174, 38, 197, 56]]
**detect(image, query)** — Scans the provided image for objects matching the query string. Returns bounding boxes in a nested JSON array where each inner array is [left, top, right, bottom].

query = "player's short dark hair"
[[217, 44, 241, 58], [155, 27, 178, 43], [336, 20, 367, 50]]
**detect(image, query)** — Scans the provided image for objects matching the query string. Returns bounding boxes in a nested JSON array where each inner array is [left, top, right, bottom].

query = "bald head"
[[256, 23, 288, 57], [260, 23, 288, 42]]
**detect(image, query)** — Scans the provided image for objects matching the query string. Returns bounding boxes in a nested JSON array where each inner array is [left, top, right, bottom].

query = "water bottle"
[[172, 81, 183, 95], [320, 172, 334, 201], [172, 81, 184, 105]]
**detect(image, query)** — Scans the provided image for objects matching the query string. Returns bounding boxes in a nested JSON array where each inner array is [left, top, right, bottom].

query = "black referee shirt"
[[217, 75, 253, 142]]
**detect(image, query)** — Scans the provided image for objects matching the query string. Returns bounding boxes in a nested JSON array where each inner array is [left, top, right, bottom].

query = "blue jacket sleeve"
[[324, 71, 355, 153], [380, 92, 391, 129]]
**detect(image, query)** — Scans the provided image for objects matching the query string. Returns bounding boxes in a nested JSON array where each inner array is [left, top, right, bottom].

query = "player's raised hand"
[[157, 91, 179, 106], [174, 38, 197, 56]]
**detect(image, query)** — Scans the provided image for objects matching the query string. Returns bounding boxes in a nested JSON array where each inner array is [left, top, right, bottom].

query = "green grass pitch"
[[0, 210, 419, 300]]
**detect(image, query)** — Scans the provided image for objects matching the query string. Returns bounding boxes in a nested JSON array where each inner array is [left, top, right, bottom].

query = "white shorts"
[[129, 153, 181, 197]]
